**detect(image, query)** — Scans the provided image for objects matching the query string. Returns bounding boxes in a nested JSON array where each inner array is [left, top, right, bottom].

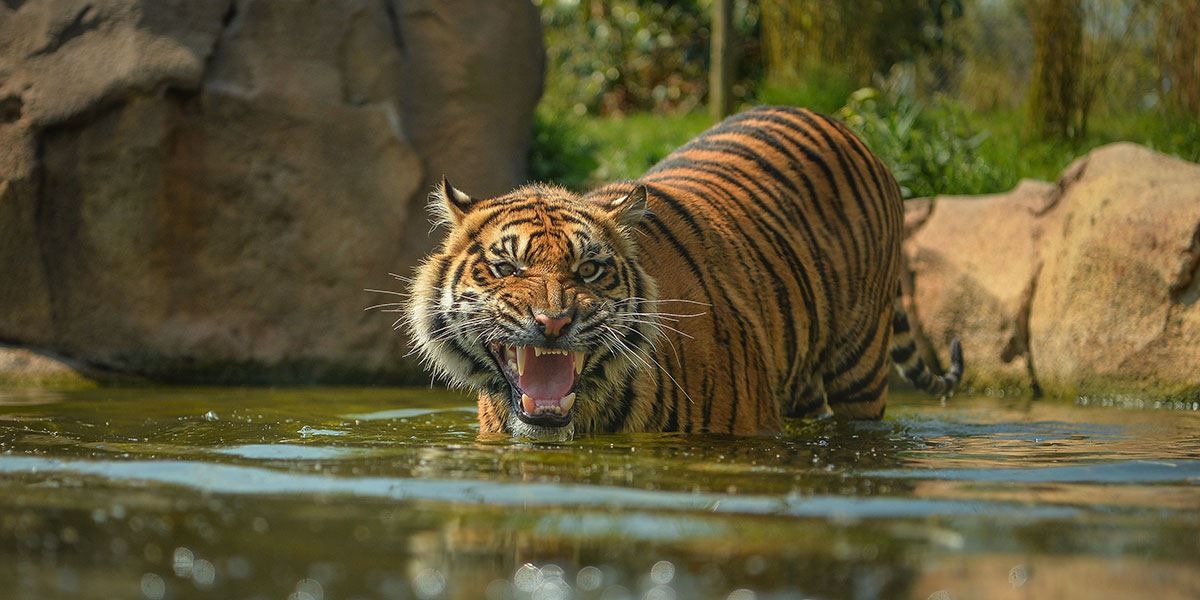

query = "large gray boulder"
[[0, 0, 544, 383], [904, 143, 1200, 400]]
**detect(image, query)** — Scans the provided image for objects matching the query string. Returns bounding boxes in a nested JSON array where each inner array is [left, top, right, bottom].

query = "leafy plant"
[[837, 77, 1005, 198], [536, 0, 761, 116]]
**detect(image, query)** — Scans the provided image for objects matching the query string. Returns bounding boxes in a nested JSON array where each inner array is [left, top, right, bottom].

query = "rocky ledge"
[[903, 142, 1200, 401], [0, 0, 544, 384]]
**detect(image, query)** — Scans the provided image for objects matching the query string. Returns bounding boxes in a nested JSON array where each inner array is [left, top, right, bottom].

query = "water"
[[1, 387, 1198, 600]]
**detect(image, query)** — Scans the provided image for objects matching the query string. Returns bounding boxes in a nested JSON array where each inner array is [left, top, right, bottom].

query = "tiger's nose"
[[534, 313, 572, 337]]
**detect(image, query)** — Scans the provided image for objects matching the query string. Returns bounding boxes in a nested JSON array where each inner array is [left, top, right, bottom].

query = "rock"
[[0, 0, 543, 383], [904, 143, 1200, 400], [0, 344, 96, 388], [903, 179, 1055, 392], [1028, 143, 1200, 399]]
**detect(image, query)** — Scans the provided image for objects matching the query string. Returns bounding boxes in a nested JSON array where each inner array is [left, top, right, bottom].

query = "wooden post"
[[710, 0, 734, 121]]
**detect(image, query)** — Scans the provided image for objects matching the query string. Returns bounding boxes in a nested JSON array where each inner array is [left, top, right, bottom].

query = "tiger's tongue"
[[518, 348, 575, 401]]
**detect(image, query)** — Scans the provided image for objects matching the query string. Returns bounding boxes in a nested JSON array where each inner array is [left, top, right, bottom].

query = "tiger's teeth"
[[573, 352, 584, 374], [521, 393, 535, 414], [560, 392, 576, 411], [516, 346, 527, 376]]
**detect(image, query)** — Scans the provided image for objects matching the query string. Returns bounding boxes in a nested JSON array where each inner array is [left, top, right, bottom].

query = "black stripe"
[[640, 193, 743, 427], [828, 331, 890, 404], [829, 377, 887, 407], [655, 176, 812, 397], [804, 111, 885, 239], [609, 377, 638, 432], [890, 342, 916, 364], [722, 111, 862, 266], [665, 390, 679, 432]]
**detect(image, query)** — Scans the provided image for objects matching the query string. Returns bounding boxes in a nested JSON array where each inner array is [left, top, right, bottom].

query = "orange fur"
[[406, 107, 960, 436]]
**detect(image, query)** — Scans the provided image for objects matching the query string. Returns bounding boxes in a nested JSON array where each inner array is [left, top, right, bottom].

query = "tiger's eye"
[[577, 261, 602, 280], [493, 262, 518, 277]]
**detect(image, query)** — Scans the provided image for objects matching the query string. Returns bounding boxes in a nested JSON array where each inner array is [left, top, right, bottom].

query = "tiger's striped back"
[[584, 106, 911, 432]]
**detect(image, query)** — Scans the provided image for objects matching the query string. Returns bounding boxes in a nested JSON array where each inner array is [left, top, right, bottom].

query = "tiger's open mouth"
[[489, 343, 586, 428]]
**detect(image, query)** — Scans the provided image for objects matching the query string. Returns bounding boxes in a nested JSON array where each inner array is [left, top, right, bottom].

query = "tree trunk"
[[1027, 0, 1084, 140], [1159, 0, 1200, 117], [710, 0, 734, 120]]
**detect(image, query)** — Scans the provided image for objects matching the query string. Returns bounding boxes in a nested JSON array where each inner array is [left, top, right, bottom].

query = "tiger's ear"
[[430, 176, 475, 226], [604, 184, 649, 229]]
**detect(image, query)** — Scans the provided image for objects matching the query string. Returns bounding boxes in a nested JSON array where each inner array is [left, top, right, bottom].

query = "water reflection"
[[0, 387, 1197, 599]]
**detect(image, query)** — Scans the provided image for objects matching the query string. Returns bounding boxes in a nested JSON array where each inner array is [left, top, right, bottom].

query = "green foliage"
[[536, 0, 760, 116], [530, 80, 1200, 199], [528, 109, 713, 189], [756, 66, 858, 115], [759, 0, 964, 89], [529, 1, 1200, 196], [528, 111, 600, 191], [837, 83, 1006, 198]]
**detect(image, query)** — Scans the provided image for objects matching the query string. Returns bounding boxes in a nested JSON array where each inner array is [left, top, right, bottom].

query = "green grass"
[[529, 109, 714, 190], [578, 111, 715, 184], [756, 70, 861, 115], [969, 108, 1200, 189]]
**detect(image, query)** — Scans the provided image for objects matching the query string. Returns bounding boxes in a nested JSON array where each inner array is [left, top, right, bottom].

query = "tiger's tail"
[[889, 297, 964, 398]]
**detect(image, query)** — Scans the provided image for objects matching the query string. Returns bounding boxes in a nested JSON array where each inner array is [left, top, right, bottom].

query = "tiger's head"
[[406, 178, 659, 439]]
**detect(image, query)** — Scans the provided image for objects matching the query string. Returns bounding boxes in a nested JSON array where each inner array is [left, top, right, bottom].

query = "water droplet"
[[291, 578, 324, 600], [650, 560, 675, 585], [642, 584, 676, 600], [140, 573, 165, 600], [514, 563, 543, 592], [252, 516, 269, 533], [413, 568, 446, 599], [203, 411, 219, 421], [600, 585, 635, 600], [532, 578, 571, 600], [726, 590, 756, 600], [577, 566, 604, 591], [298, 425, 348, 438], [172, 547, 194, 578], [192, 558, 216, 588], [1008, 565, 1030, 587], [486, 578, 514, 600]]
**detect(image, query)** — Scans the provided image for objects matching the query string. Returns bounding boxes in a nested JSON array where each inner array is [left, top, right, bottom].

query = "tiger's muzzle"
[[489, 342, 587, 428]]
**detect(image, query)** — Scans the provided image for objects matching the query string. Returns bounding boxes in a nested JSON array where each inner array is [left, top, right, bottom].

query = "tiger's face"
[[406, 179, 658, 438]]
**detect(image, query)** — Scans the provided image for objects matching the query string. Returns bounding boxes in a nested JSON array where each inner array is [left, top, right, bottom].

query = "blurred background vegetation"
[[529, 0, 1200, 198]]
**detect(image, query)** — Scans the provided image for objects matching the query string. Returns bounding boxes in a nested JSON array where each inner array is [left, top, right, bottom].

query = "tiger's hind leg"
[[821, 310, 892, 420]]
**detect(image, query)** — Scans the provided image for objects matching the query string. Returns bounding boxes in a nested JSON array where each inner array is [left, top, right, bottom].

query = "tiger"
[[404, 105, 963, 439]]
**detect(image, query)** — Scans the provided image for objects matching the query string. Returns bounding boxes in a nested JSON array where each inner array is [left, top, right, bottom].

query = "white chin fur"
[[509, 418, 575, 442]]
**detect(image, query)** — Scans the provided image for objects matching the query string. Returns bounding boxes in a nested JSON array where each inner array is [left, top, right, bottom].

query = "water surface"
[[1, 387, 1198, 599]]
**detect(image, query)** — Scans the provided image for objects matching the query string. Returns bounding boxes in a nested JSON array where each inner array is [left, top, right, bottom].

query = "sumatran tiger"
[[402, 106, 963, 440]]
